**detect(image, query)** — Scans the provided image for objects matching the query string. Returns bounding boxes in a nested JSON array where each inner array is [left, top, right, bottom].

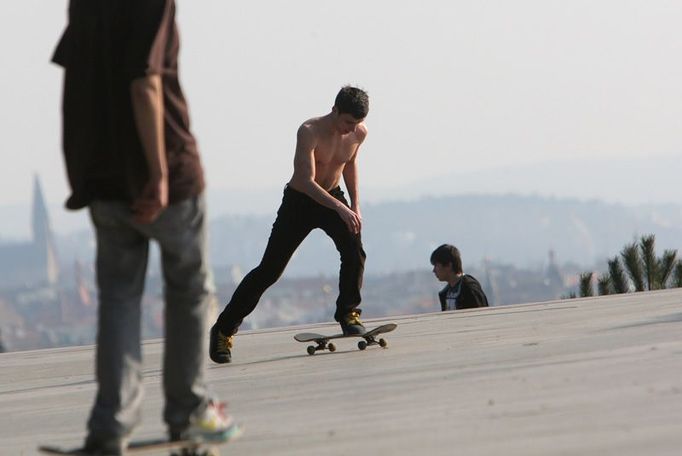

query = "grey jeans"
[[87, 194, 213, 440]]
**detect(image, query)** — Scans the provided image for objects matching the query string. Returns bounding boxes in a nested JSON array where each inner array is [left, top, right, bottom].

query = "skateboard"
[[39, 423, 242, 455], [294, 323, 397, 355]]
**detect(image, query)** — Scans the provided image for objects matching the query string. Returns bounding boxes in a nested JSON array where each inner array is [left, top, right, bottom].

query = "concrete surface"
[[1, 289, 681, 455]]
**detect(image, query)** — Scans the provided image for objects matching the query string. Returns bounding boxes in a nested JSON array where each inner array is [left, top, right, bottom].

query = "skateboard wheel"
[[307, 346, 316, 355], [379, 338, 387, 348], [358, 340, 367, 350], [328, 343, 336, 352]]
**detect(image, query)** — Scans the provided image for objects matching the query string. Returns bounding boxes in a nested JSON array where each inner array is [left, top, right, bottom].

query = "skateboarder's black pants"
[[215, 185, 366, 335]]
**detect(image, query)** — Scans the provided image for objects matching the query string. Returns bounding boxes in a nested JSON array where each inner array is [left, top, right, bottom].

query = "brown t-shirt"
[[52, 0, 204, 209]]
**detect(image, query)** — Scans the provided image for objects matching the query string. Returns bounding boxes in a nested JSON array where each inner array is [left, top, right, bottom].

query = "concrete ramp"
[[2, 289, 681, 455]]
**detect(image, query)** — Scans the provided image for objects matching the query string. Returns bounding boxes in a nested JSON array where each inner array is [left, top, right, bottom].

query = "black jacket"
[[438, 274, 489, 311]]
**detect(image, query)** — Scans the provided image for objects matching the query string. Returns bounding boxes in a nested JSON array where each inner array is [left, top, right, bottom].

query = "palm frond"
[[673, 261, 682, 288], [608, 257, 629, 294], [640, 234, 658, 290], [579, 272, 594, 297], [597, 274, 611, 296], [657, 249, 678, 288], [621, 242, 644, 291]]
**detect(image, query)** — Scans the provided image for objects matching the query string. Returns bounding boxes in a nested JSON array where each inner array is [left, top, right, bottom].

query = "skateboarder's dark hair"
[[430, 244, 463, 273], [334, 86, 369, 120]]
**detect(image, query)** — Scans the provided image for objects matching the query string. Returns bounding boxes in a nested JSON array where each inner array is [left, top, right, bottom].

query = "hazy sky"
[[2, 1, 681, 212]]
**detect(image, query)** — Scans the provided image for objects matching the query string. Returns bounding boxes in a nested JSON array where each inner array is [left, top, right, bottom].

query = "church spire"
[[31, 174, 60, 284], [32, 175, 50, 245]]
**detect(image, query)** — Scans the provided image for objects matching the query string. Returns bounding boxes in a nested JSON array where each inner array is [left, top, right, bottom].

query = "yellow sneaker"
[[340, 310, 366, 335], [209, 325, 233, 364]]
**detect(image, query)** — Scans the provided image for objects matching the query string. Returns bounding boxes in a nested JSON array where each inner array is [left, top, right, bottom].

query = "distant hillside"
[[367, 156, 682, 208], [208, 194, 682, 276], [3, 193, 679, 279]]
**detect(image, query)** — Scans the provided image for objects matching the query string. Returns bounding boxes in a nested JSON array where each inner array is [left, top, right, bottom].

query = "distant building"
[[0, 176, 60, 289], [482, 258, 499, 306], [545, 249, 564, 289]]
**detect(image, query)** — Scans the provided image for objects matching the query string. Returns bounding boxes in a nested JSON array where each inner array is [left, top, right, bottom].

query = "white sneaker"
[[185, 400, 235, 442]]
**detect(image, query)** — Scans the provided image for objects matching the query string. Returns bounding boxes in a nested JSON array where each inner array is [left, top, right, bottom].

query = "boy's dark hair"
[[334, 86, 369, 120], [430, 244, 463, 274]]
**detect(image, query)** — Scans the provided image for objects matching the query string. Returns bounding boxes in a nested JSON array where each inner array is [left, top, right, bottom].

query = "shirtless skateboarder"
[[210, 86, 370, 363]]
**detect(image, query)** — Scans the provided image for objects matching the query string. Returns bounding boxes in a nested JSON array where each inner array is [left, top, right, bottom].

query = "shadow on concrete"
[[0, 379, 94, 396], [208, 353, 320, 368], [608, 313, 682, 330]]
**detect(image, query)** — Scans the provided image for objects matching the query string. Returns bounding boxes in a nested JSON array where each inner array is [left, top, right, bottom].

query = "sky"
[[1, 1, 681, 232]]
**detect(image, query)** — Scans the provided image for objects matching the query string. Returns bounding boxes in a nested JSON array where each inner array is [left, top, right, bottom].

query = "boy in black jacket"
[[430, 244, 489, 311]]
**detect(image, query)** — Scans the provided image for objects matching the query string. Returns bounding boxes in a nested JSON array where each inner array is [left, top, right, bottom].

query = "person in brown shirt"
[[52, 1, 234, 453]]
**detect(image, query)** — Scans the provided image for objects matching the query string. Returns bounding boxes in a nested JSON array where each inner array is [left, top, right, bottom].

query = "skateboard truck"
[[307, 340, 337, 355]]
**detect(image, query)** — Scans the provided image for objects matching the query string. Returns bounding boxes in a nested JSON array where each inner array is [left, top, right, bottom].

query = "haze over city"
[[1, 0, 681, 240]]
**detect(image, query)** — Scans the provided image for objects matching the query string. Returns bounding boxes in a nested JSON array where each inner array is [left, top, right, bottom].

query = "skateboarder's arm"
[[130, 74, 169, 224], [343, 157, 359, 207], [342, 126, 366, 219]]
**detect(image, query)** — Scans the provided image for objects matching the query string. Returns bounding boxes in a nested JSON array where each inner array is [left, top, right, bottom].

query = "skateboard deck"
[[294, 323, 397, 355], [39, 423, 242, 455]]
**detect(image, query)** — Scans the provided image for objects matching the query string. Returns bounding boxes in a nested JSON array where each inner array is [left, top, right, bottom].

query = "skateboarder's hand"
[[132, 175, 169, 224], [338, 205, 362, 234]]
